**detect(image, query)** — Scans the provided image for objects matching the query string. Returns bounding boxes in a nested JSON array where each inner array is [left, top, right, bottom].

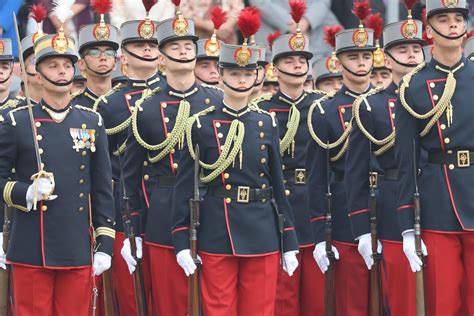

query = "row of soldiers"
[[0, 0, 473, 315]]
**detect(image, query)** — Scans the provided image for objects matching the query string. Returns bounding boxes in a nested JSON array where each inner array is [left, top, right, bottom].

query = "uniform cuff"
[[283, 228, 299, 252], [311, 216, 326, 244], [3, 181, 29, 212], [348, 209, 370, 239], [397, 204, 415, 233], [95, 229, 115, 256], [172, 227, 190, 254]]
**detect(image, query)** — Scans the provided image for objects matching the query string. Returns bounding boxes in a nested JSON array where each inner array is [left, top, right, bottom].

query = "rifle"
[[413, 140, 425, 316], [324, 143, 335, 316], [0, 205, 12, 315], [102, 268, 116, 316], [188, 145, 201, 316], [117, 151, 147, 316], [369, 144, 382, 316]]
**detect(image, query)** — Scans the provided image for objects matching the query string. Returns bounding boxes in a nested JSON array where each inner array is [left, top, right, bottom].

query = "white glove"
[[282, 250, 299, 277], [313, 242, 340, 273], [357, 233, 383, 270], [120, 237, 143, 274], [402, 231, 428, 272], [0, 235, 6, 270], [26, 176, 57, 211], [176, 249, 201, 277], [93, 252, 112, 276]]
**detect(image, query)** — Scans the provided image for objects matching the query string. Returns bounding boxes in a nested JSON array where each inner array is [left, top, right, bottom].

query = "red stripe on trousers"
[[147, 244, 188, 316], [12, 265, 92, 315], [380, 240, 416, 316], [422, 231, 474, 315], [275, 246, 325, 315], [333, 241, 369, 316], [200, 252, 279, 316]]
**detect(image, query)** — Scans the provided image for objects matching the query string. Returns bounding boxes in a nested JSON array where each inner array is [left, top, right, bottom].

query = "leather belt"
[[283, 168, 306, 185], [208, 186, 273, 203], [429, 150, 473, 169]]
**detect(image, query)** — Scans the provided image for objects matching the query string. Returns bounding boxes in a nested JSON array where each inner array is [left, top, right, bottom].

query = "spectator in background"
[[42, 0, 93, 39], [0, 0, 23, 58], [250, 0, 338, 60], [110, 0, 175, 27], [181, 0, 243, 44], [330, 0, 385, 29]]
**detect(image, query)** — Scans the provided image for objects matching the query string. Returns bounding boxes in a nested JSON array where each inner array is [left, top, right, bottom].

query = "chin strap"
[[340, 62, 372, 77], [196, 75, 219, 86], [275, 60, 309, 78], [36, 68, 73, 86], [123, 46, 159, 62], [223, 80, 255, 93], [428, 21, 467, 41], [0, 68, 13, 84], [384, 50, 419, 69], [159, 49, 196, 64], [83, 59, 114, 76]]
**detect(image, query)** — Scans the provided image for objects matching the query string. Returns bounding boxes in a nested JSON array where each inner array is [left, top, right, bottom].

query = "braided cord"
[[280, 104, 300, 156]]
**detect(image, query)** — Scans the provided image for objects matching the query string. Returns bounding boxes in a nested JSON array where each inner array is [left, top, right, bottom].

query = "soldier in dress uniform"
[[171, 19, 299, 316], [312, 56, 343, 93], [0, 20, 115, 314], [395, 0, 474, 314], [307, 3, 376, 314], [423, 44, 434, 63], [368, 14, 393, 89], [119, 2, 223, 315], [464, 35, 474, 60], [0, 39, 15, 110], [345, 4, 425, 314], [94, 1, 162, 313], [254, 5, 324, 313], [303, 72, 315, 92], [72, 1, 119, 109], [111, 60, 129, 86], [261, 61, 280, 95], [249, 44, 270, 101], [72, 65, 87, 95]]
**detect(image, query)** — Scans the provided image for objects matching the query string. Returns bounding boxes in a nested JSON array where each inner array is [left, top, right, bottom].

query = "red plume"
[[364, 13, 383, 40], [142, 0, 157, 12], [91, 0, 113, 15], [403, 0, 419, 11], [237, 7, 261, 39], [267, 31, 281, 47], [171, 0, 181, 6], [324, 25, 343, 48], [352, 0, 372, 22], [210, 6, 227, 30], [466, 30, 474, 39], [30, 4, 47, 23], [422, 31, 433, 45], [289, 0, 307, 23], [421, 8, 428, 25]]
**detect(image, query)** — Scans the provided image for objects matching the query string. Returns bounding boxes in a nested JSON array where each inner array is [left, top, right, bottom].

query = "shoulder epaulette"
[[200, 83, 223, 92], [75, 105, 103, 127], [250, 93, 272, 106], [7, 105, 29, 126], [92, 82, 126, 111], [1, 98, 22, 111]]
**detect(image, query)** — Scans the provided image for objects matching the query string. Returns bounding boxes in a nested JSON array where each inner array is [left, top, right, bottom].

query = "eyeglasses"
[[86, 48, 117, 58]]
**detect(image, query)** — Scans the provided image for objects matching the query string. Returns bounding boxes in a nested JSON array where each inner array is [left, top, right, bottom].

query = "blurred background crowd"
[[1, 0, 473, 96]]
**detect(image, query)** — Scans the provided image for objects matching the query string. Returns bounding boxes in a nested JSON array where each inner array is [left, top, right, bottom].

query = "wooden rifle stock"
[[0, 206, 12, 315], [102, 269, 116, 316], [369, 174, 381, 316]]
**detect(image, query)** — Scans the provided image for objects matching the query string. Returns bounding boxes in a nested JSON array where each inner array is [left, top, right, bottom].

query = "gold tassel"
[[291, 140, 295, 159], [239, 148, 243, 169], [447, 102, 453, 127]]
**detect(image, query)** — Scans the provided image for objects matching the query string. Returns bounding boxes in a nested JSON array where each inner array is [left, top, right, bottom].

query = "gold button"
[[258, 121, 264, 127], [35, 122, 41, 128], [440, 124, 446, 130], [143, 161, 149, 167], [144, 174, 150, 181], [261, 184, 267, 189], [225, 198, 231, 203], [389, 102, 395, 108], [433, 95, 439, 101], [260, 144, 266, 150], [344, 122, 349, 127], [79, 179, 84, 184], [79, 207, 84, 212], [173, 163, 178, 169], [447, 150, 453, 154], [79, 193, 84, 198], [259, 132, 265, 138], [444, 138, 450, 144], [38, 148, 44, 154], [224, 173, 230, 179], [82, 124, 87, 129], [205, 98, 210, 105], [41, 205, 48, 211], [216, 122, 221, 128], [283, 180, 287, 184], [282, 164, 286, 170], [80, 165, 85, 170], [449, 164, 455, 170], [285, 190, 291, 196], [218, 133, 223, 138], [259, 172, 265, 177], [391, 113, 395, 119], [126, 94, 132, 100], [171, 148, 175, 154], [430, 82, 435, 88], [261, 158, 267, 164], [226, 184, 232, 190], [161, 102, 167, 108], [82, 151, 87, 156], [340, 108, 346, 114], [164, 117, 170, 123], [37, 135, 43, 141]]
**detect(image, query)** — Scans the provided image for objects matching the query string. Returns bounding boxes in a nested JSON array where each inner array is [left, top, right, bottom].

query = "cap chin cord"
[[275, 60, 309, 78], [384, 50, 419, 68], [340, 62, 372, 77], [83, 59, 114, 76], [36, 68, 73, 86], [428, 21, 467, 41], [196, 75, 219, 86], [123, 46, 159, 62], [0, 68, 13, 84]]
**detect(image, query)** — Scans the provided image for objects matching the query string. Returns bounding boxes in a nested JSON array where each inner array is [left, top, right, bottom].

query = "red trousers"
[[333, 241, 369, 316], [200, 252, 280, 316], [12, 265, 92, 316], [381, 240, 416, 316], [275, 246, 324, 315], [422, 230, 474, 316], [147, 244, 188, 316]]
